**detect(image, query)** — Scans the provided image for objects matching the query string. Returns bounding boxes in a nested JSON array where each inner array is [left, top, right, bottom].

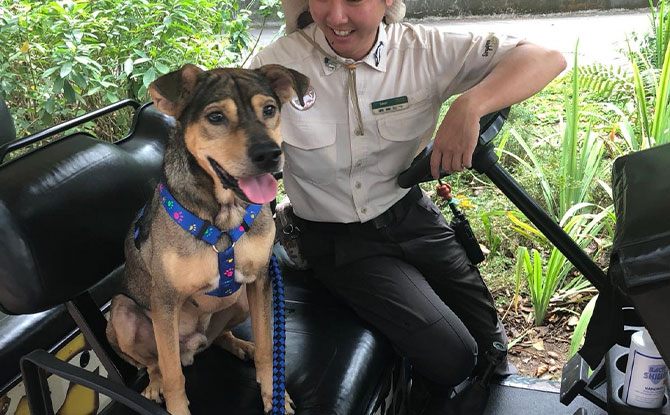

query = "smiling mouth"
[[208, 158, 278, 205], [332, 28, 353, 37], [209, 157, 245, 198]]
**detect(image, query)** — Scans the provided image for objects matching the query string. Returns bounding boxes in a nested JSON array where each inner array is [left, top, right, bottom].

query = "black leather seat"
[[0, 102, 396, 414]]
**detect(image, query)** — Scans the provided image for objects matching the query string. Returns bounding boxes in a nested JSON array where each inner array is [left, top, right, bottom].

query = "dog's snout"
[[249, 141, 282, 170]]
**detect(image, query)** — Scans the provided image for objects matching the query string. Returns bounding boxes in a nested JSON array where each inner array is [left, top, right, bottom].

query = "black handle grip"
[[397, 108, 509, 188]]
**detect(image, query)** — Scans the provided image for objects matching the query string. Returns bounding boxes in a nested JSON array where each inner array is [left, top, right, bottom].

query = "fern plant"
[[577, 63, 633, 101]]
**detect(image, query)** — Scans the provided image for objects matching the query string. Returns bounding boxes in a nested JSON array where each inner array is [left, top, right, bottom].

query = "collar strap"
[[158, 182, 262, 246]]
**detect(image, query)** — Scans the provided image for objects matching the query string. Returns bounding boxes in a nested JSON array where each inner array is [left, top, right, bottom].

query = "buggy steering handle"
[[397, 108, 509, 188]]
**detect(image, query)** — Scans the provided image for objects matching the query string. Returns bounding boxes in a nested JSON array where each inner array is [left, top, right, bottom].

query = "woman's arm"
[[430, 41, 567, 177]]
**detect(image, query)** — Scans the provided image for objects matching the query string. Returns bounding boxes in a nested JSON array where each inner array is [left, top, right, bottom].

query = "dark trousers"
[[297, 189, 508, 388]]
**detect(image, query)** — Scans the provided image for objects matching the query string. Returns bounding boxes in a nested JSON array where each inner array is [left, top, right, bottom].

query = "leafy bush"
[[0, 0, 281, 140]]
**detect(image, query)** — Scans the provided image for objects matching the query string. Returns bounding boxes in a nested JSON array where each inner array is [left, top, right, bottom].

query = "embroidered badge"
[[291, 85, 316, 111], [482, 37, 498, 57], [371, 96, 409, 115]]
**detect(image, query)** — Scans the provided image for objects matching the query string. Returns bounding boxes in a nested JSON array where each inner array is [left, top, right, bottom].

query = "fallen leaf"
[[541, 373, 554, 380], [547, 351, 560, 359], [568, 316, 579, 326], [535, 364, 550, 377], [532, 340, 545, 351], [522, 357, 531, 364], [549, 365, 559, 373]]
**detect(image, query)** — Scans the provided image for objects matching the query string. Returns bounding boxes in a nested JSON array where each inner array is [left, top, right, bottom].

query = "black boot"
[[411, 342, 509, 415]]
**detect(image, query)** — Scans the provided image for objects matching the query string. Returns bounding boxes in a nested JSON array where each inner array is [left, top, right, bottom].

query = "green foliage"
[[0, 0, 280, 140], [577, 63, 633, 101], [569, 294, 598, 358], [516, 204, 613, 326], [648, 0, 670, 69], [627, 36, 670, 148]]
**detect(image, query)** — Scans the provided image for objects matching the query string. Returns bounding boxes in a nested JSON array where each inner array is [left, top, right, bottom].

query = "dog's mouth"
[[208, 158, 278, 204]]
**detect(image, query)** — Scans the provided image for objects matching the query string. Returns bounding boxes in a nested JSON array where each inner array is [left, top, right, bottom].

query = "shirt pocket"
[[281, 120, 337, 185], [375, 89, 436, 176]]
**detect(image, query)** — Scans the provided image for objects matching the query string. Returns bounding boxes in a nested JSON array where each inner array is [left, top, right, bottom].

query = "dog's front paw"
[[142, 376, 164, 403], [261, 391, 295, 415], [285, 391, 296, 414], [214, 332, 255, 361], [180, 333, 207, 366]]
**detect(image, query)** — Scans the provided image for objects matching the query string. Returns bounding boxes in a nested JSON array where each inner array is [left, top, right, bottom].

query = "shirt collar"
[[313, 23, 388, 75]]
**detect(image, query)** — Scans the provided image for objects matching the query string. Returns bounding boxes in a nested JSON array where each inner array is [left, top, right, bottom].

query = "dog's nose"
[[249, 141, 282, 170]]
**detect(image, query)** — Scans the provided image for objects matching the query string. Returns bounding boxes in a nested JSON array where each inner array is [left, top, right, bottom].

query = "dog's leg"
[[151, 294, 191, 415], [214, 330, 255, 361], [246, 276, 273, 414], [208, 294, 256, 361]]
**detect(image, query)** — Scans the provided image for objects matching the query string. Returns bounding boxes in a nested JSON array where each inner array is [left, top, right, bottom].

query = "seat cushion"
[[106, 269, 395, 415]]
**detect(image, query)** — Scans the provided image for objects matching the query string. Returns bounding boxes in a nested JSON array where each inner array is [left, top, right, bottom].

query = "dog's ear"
[[257, 64, 310, 107], [148, 64, 203, 118]]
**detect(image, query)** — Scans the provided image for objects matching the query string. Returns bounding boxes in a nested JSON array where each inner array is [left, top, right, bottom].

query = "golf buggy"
[[0, 94, 668, 415]]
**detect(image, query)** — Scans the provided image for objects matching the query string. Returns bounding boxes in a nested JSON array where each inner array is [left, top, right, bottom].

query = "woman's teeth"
[[333, 29, 352, 36]]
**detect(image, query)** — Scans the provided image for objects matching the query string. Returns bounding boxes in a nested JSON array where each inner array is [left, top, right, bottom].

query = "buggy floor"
[[486, 375, 607, 415]]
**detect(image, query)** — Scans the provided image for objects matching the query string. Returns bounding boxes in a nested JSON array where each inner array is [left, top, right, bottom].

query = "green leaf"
[[569, 295, 598, 357], [63, 81, 76, 103], [45, 96, 55, 115], [155, 62, 169, 74], [143, 68, 157, 87], [123, 58, 134, 76], [60, 62, 73, 78]]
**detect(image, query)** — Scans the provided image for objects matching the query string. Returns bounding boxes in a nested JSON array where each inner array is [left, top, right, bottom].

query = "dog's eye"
[[262, 105, 277, 118], [206, 112, 227, 125]]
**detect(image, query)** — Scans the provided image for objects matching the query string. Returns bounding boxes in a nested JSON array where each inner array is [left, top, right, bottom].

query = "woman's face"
[[309, 0, 393, 61]]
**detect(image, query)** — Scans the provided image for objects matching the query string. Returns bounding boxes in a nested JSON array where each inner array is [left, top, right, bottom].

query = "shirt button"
[[361, 208, 367, 214], [355, 182, 362, 189]]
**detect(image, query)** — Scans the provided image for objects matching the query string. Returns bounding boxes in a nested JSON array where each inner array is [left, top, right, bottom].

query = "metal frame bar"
[[0, 99, 140, 162], [66, 292, 136, 384], [20, 350, 167, 415]]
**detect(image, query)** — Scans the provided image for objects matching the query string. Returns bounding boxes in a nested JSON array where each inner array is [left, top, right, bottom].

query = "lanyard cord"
[[298, 30, 365, 136]]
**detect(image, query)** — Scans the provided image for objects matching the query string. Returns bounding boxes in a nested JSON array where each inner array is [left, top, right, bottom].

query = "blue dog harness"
[[135, 182, 262, 297]]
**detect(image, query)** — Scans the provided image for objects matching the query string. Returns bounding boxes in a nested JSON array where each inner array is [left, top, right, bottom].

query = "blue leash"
[[269, 254, 286, 414]]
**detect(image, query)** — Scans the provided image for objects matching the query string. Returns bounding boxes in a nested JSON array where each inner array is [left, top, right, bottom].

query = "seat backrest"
[[0, 99, 16, 145], [0, 103, 172, 315]]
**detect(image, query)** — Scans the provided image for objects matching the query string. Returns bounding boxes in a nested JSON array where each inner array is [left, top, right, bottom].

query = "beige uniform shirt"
[[250, 22, 518, 223]]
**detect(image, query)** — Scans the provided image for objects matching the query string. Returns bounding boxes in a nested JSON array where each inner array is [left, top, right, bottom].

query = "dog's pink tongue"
[[238, 174, 278, 204]]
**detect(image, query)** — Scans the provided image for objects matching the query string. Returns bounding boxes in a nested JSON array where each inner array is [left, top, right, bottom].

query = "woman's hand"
[[429, 95, 482, 178]]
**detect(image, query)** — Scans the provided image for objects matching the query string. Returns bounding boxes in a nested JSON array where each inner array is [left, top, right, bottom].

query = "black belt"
[[299, 185, 423, 232]]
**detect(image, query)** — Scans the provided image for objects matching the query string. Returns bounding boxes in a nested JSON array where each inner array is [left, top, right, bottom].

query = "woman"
[[250, 0, 566, 412]]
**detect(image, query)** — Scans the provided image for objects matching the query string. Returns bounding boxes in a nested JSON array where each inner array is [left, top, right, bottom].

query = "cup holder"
[[616, 354, 628, 373], [618, 385, 668, 406], [618, 329, 639, 348], [622, 307, 644, 328]]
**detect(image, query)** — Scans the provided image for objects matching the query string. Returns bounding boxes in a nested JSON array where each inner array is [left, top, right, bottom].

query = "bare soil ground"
[[497, 292, 593, 380]]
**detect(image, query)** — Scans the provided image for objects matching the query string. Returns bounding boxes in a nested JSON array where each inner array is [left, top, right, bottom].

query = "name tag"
[[371, 96, 408, 115]]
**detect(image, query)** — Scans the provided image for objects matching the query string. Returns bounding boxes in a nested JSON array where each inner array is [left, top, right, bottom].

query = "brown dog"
[[106, 64, 309, 415]]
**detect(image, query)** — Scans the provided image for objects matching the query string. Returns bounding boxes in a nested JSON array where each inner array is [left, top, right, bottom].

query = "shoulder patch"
[[482, 37, 499, 58]]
